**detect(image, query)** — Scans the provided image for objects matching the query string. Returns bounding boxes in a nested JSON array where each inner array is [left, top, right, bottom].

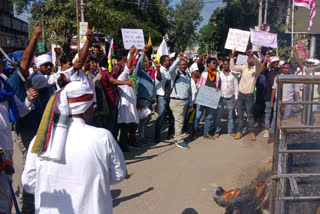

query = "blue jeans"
[[155, 96, 174, 138], [138, 98, 152, 140], [265, 101, 272, 130], [237, 93, 255, 133], [216, 97, 235, 133], [194, 104, 215, 134]]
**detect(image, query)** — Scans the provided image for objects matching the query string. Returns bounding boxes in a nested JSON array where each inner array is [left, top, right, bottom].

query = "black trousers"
[[118, 123, 138, 149]]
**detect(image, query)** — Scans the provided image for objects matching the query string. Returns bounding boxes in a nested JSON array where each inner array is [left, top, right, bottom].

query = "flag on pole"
[[294, 0, 316, 30], [154, 39, 169, 62], [107, 39, 114, 72], [148, 33, 152, 46]]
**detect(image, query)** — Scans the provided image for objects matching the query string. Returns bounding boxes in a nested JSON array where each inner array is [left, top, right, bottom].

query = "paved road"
[[12, 119, 273, 214]]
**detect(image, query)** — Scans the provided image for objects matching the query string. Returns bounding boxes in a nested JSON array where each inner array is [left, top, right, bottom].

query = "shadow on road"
[[112, 187, 154, 207], [182, 208, 199, 214]]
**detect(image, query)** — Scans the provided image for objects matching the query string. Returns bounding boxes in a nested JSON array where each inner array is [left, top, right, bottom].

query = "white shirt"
[[155, 58, 180, 96], [22, 118, 126, 214], [117, 66, 139, 124], [272, 74, 299, 101], [0, 74, 33, 150], [155, 66, 170, 96], [220, 71, 239, 99], [191, 78, 197, 104]]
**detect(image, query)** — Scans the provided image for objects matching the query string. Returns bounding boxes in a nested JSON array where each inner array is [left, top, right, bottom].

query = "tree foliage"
[[12, 0, 171, 54], [167, 0, 203, 51], [198, 0, 293, 59]]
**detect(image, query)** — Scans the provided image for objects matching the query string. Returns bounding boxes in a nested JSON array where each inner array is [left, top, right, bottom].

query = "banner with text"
[[121, 28, 145, 50], [224, 28, 250, 53], [195, 86, 222, 109], [250, 29, 278, 49]]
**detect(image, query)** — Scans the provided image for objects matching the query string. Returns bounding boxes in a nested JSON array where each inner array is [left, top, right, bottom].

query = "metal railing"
[[270, 75, 320, 214]]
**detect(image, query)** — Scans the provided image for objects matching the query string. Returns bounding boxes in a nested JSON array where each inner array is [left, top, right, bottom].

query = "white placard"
[[236, 54, 248, 65], [195, 86, 222, 109], [79, 22, 88, 36], [224, 28, 251, 53], [121, 28, 145, 50]]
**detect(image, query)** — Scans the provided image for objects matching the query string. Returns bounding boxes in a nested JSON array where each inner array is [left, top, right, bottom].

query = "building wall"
[[0, 0, 28, 53]]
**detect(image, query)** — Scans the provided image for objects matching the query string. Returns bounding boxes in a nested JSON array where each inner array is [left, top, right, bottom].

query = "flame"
[[222, 188, 240, 203], [253, 181, 267, 198]]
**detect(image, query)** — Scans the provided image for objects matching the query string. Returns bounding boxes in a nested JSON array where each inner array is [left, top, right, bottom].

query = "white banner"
[[250, 29, 278, 49], [121, 28, 145, 50], [224, 28, 251, 53]]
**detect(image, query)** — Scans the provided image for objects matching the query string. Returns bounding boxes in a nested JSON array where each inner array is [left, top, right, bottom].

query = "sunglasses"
[[42, 62, 53, 67]]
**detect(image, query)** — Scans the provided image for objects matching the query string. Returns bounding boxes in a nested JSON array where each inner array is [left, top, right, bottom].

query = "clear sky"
[[15, 0, 226, 30]]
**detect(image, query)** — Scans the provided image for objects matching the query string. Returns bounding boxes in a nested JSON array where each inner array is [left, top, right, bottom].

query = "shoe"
[[234, 132, 242, 140], [263, 130, 269, 138], [228, 132, 234, 137], [128, 144, 143, 149], [250, 133, 256, 141], [175, 141, 190, 149], [214, 131, 220, 138], [203, 133, 215, 140]]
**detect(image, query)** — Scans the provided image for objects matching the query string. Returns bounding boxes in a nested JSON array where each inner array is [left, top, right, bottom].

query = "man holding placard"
[[193, 57, 221, 140], [231, 49, 261, 141]]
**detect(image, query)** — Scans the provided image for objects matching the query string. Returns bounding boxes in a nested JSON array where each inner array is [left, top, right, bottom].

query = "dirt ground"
[[12, 115, 273, 214]]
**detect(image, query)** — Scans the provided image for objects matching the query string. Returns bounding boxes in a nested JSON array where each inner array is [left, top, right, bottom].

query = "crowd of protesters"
[[0, 22, 317, 214]]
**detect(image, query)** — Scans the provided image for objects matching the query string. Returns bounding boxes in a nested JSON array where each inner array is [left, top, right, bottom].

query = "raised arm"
[[20, 22, 42, 75], [261, 55, 271, 74], [230, 49, 243, 73], [155, 61, 161, 81], [126, 46, 136, 70], [133, 45, 149, 78], [169, 51, 183, 73], [78, 29, 94, 65]]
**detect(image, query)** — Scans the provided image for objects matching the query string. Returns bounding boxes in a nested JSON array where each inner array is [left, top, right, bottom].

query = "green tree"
[[167, 0, 203, 51], [198, 0, 294, 59], [12, 0, 170, 54]]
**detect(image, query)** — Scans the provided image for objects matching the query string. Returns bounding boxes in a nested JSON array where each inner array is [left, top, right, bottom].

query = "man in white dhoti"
[[22, 81, 126, 214]]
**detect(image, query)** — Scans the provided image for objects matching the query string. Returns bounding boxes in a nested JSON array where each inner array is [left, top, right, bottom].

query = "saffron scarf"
[[206, 67, 217, 82]]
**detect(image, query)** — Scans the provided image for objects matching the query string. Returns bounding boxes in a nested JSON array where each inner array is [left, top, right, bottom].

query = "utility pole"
[[41, 5, 45, 52], [80, 0, 85, 22], [310, 36, 317, 58], [258, 0, 263, 28], [205, 44, 208, 53], [264, 0, 268, 24], [76, 0, 80, 53]]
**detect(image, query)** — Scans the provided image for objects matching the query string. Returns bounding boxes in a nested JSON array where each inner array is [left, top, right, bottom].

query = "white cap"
[[35, 54, 52, 68]]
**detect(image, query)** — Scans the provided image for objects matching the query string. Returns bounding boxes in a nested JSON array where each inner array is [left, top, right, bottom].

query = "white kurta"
[[22, 118, 126, 214], [117, 66, 139, 124]]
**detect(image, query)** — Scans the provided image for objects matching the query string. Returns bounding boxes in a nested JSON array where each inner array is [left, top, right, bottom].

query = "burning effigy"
[[214, 173, 271, 214]]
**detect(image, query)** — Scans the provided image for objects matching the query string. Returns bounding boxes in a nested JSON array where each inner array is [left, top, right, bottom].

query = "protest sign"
[[195, 86, 222, 109], [121, 28, 145, 50], [250, 29, 278, 49], [224, 28, 251, 53], [79, 22, 88, 48], [236, 54, 248, 65]]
